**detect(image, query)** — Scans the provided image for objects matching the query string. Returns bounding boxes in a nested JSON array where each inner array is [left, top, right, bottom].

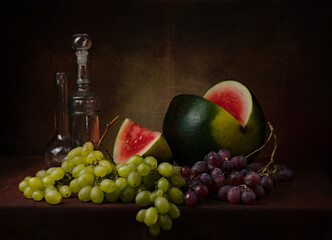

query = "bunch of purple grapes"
[[180, 149, 294, 206]]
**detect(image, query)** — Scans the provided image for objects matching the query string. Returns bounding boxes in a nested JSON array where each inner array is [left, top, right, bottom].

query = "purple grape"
[[227, 186, 241, 204], [260, 176, 273, 193], [240, 167, 251, 176], [217, 185, 232, 201], [210, 167, 223, 179], [191, 179, 202, 188], [278, 166, 294, 182], [229, 171, 244, 186], [231, 156, 247, 170], [221, 160, 233, 172], [204, 151, 216, 161], [185, 191, 198, 207], [248, 162, 264, 172], [212, 174, 227, 190], [191, 161, 208, 176], [197, 173, 213, 189], [205, 152, 222, 168], [181, 166, 191, 178], [244, 171, 260, 188], [194, 184, 209, 197], [269, 172, 278, 185], [218, 149, 231, 162], [254, 185, 265, 199], [241, 188, 256, 205]]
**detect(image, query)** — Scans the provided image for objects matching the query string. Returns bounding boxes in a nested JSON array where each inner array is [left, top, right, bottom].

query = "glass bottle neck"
[[55, 73, 69, 139], [76, 63, 91, 91]]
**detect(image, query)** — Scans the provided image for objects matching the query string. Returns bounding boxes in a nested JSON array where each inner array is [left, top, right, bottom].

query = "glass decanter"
[[44, 72, 71, 167], [68, 34, 101, 148]]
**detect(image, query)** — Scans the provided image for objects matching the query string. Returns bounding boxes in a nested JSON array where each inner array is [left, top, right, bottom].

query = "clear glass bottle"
[[44, 72, 71, 167], [68, 34, 101, 147]]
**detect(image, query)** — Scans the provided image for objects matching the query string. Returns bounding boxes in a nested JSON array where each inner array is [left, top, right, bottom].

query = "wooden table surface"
[[1, 155, 331, 240]]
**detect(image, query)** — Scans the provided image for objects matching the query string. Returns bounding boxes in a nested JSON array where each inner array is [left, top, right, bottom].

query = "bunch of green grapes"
[[18, 142, 186, 237]]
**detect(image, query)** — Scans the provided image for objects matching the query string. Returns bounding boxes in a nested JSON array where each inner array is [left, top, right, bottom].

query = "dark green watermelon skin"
[[163, 95, 222, 166]]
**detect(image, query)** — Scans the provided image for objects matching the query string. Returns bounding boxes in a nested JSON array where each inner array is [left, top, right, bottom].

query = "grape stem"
[[95, 115, 119, 150], [245, 122, 278, 174]]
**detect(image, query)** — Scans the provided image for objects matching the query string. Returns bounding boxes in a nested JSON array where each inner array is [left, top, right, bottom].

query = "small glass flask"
[[44, 72, 71, 167], [68, 34, 101, 147]]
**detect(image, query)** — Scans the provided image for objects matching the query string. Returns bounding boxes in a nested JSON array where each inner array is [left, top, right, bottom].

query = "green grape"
[[157, 177, 170, 192], [173, 165, 182, 175], [155, 189, 163, 197], [90, 186, 104, 204], [50, 167, 65, 181], [118, 165, 130, 178], [127, 171, 141, 187], [86, 150, 104, 164], [99, 160, 114, 174], [158, 162, 174, 177], [94, 165, 108, 178], [61, 160, 75, 173], [29, 177, 44, 190], [43, 176, 55, 187], [163, 192, 170, 201], [77, 173, 94, 188], [105, 186, 121, 202], [56, 182, 64, 191], [137, 162, 151, 177], [23, 186, 33, 199], [127, 163, 137, 173], [135, 190, 151, 207], [136, 209, 146, 223], [149, 223, 161, 237], [79, 166, 94, 176], [150, 191, 158, 202], [19, 179, 29, 192], [167, 187, 184, 205], [168, 203, 180, 219], [155, 197, 171, 214], [72, 164, 85, 178], [136, 184, 147, 194], [81, 141, 94, 156], [32, 190, 44, 201], [45, 190, 62, 204], [170, 174, 186, 188], [115, 162, 124, 171], [46, 167, 56, 176], [144, 156, 158, 169], [126, 155, 144, 166], [36, 170, 47, 178], [72, 156, 86, 165], [158, 214, 172, 231], [44, 186, 57, 194], [68, 146, 82, 159], [59, 185, 71, 198], [119, 186, 136, 203], [141, 174, 156, 190], [69, 179, 80, 194], [144, 207, 158, 226], [24, 176, 32, 181], [78, 186, 92, 202], [100, 179, 116, 193], [115, 177, 127, 190]]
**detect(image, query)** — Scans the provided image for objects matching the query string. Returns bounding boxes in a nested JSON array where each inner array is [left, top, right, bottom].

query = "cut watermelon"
[[163, 80, 266, 166], [113, 118, 172, 164]]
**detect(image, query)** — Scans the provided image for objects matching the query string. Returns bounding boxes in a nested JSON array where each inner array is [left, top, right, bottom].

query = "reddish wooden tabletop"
[[1, 155, 331, 240]]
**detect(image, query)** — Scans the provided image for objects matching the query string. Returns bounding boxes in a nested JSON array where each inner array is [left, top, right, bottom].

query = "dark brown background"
[[1, 0, 331, 178]]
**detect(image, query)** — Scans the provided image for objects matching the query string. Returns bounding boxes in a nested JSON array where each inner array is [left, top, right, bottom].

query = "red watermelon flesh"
[[204, 81, 252, 126], [113, 118, 160, 163]]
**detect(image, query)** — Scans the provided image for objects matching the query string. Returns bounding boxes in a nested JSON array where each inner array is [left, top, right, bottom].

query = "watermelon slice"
[[113, 118, 173, 163], [204, 81, 252, 127]]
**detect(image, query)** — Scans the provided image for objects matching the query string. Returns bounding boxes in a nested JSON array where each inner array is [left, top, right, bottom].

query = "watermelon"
[[163, 80, 266, 167], [113, 118, 173, 163]]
